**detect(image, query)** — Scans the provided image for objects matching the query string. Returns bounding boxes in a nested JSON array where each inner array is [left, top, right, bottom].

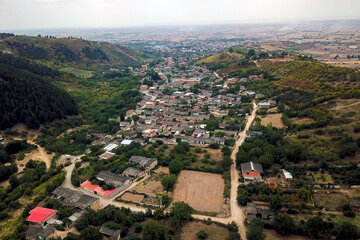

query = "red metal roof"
[[81, 180, 118, 196], [26, 207, 56, 223]]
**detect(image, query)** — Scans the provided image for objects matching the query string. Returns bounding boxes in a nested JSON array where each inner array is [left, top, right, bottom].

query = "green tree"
[[153, 208, 165, 220], [169, 159, 183, 175], [169, 201, 194, 229], [269, 195, 282, 212], [237, 187, 250, 205], [79, 227, 102, 240], [336, 221, 359, 240], [274, 214, 295, 235], [246, 219, 266, 240], [142, 220, 167, 240], [306, 216, 331, 239], [161, 174, 177, 191]]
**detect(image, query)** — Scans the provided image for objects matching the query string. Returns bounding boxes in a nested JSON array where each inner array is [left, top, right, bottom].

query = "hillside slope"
[[0, 34, 145, 69], [0, 53, 78, 129]]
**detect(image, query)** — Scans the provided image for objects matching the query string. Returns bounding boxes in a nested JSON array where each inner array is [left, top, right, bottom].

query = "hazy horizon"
[[1, 0, 360, 31]]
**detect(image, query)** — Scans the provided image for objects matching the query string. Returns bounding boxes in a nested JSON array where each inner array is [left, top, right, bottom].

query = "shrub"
[[197, 230, 208, 239]]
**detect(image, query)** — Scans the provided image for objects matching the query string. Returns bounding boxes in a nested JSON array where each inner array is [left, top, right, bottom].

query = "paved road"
[[63, 102, 258, 239]]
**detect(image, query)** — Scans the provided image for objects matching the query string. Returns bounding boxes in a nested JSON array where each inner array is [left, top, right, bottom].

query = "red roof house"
[[26, 207, 57, 225], [81, 180, 118, 198]]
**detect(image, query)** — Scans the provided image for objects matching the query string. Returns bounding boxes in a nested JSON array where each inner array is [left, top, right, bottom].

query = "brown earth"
[[266, 229, 311, 240], [173, 170, 225, 213], [261, 114, 285, 128], [120, 192, 144, 203], [180, 221, 229, 240]]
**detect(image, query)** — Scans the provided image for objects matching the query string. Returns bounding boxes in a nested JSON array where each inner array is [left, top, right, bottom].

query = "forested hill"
[[0, 33, 146, 69], [0, 53, 78, 129]]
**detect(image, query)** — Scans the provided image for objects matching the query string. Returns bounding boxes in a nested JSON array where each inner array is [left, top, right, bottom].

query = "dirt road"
[[194, 102, 258, 239]]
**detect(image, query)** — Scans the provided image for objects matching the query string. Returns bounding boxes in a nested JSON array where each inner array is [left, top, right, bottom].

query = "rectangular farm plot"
[[173, 170, 225, 213]]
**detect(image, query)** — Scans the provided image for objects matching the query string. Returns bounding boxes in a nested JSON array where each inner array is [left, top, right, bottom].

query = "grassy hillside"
[[0, 34, 146, 69], [259, 59, 360, 91], [197, 52, 243, 65]]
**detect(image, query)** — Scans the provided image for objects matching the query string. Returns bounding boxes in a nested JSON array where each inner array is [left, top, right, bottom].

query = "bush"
[[197, 230, 208, 239], [274, 214, 295, 235], [208, 143, 220, 149], [134, 223, 143, 233], [161, 174, 177, 191]]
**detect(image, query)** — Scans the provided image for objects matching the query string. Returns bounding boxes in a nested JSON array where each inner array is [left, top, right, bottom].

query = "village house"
[[246, 130, 263, 139], [99, 151, 116, 160], [99, 226, 121, 240], [26, 225, 55, 240], [122, 167, 145, 178], [143, 129, 156, 138], [351, 199, 360, 212], [51, 187, 100, 211], [246, 202, 275, 225], [81, 171, 132, 198], [259, 101, 271, 109], [129, 156, 158, 169], [241, 161, 264, 182], [26, 207, 57, 227], [103, 143, 118, 152], [282, 169, 293, 181]]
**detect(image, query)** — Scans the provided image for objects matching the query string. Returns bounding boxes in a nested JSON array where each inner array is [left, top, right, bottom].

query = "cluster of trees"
[[274, 214, 359, 240], [6, 40, 49, 60], [71, 70, 142, 133], [236, 125, 305, 169], [40, 129, 92, 155], [237, 183, 282, 211], [0, 140, 36, 181], [82, 47, 109, 61], [0, 53, 78, 129]]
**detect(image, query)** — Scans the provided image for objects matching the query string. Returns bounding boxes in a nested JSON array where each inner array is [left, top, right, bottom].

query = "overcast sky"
[[1, 0, 360, 30]]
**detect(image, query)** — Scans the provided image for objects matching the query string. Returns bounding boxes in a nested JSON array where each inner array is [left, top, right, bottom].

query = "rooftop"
[[26, 207, 57, 224]]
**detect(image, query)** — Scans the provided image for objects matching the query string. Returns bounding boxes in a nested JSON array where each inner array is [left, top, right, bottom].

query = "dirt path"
[[194, 102, 258, 240], [330, 101, 360, 110], [24, 137, 52, 169]]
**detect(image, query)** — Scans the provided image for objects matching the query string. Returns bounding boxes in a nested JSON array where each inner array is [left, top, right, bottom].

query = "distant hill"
[[258, 58, 360, 92], [0, 53, 78, 129], [0, 34, 146, 69]]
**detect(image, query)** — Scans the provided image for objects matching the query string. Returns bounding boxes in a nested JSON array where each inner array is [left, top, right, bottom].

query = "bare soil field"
[[154, 166, 170, 174], [266, 229, 310, 240], [120, 192, 144, 203], [196, 148, 223, 161], [131, 174, 164, 196], [173, 170, 225, 213], [261, 114, 285, 128], [180, 221, 229, 240]]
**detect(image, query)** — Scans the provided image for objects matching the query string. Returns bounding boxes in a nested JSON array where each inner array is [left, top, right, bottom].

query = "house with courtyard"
[[51, 187, 100, 211], [122, 167, 145, 178], [241, 161, 263, 182], [129, 156, 158, 169]]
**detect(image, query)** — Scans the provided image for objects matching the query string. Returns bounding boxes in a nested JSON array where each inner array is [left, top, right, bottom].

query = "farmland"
[[261, 113, 285, 128], [173, 170, 225, 213], [180, 221, 230, 240]]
